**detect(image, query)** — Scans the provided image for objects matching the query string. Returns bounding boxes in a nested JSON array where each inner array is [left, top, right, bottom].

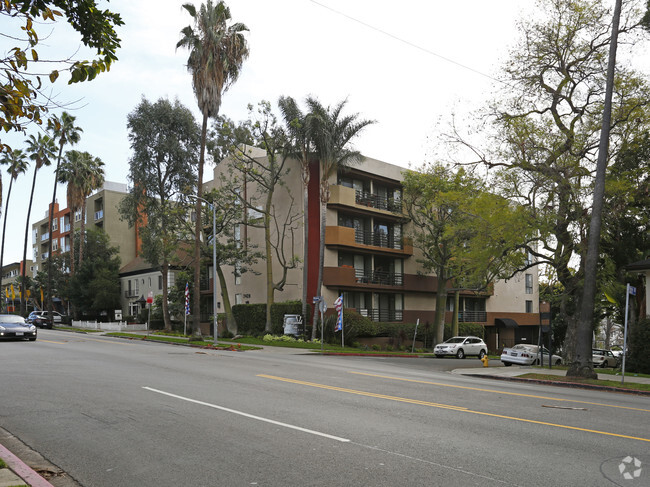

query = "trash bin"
[[283, 314, 302, 336]]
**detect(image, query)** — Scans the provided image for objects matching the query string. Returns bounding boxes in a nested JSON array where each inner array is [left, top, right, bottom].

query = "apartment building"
[[205, 152, 540, 350], [32, 182, 138, 279], [1, 260, 34, 311]]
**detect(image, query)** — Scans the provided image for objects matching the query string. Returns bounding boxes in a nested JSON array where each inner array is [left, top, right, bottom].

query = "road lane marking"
[[259, 374, 650, 444], [142, 386, 350, 443], [349, 371, 650, 413], [37, 339, 68, 344]]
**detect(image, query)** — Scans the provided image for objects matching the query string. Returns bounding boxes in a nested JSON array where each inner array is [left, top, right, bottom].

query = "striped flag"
[[334, 294, 343, 332], [185, 283, 190, 315]]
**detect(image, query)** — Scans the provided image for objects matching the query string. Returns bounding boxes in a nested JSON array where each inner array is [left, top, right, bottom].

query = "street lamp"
[[189, 194, 218, 345]]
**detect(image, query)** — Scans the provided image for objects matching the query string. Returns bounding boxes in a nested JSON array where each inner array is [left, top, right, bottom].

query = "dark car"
[[28, 310, 62, 329], [0, 314, 37, 341]]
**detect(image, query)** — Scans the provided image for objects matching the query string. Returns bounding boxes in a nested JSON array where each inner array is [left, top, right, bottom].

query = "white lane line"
[[142, 386, 350, 443]]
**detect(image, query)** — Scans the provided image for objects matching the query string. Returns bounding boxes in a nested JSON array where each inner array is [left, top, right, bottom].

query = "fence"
[[71, 320, 148, 332]]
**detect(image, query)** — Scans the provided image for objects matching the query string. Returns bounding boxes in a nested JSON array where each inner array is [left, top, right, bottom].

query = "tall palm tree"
[[177, 0, 249, 337], [59, 150, 105, 274], [23, 133, 56, 314], [46, 112, 82, 315], [0, 149, 29, 310], [278, 96, 315, 330], [305, 97, 374, 339]]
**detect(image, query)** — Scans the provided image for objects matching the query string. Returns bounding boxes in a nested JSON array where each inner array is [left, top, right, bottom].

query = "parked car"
[[0, 314, 37, 341], [28, 311, 63, 329], [434, 336, 487, 359], [592, 348, 619, 368], [501, 344, 563, 366]]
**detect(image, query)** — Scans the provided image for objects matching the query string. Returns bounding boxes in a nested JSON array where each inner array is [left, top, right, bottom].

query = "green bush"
[[443, 323, 485, 340], [626, 318, 650, 374], [233, 301, 313, 337]]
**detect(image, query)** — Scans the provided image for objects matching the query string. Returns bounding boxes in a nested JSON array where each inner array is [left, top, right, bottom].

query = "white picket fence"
[[71, 320, 148, 332]]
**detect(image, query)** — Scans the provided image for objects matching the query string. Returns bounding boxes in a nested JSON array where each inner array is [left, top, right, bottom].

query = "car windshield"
[[0, 315, 26, 324], [445, 337, 466, 344]]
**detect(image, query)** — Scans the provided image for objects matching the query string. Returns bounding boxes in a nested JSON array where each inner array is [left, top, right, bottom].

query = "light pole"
[[189, 194, 218, 345]]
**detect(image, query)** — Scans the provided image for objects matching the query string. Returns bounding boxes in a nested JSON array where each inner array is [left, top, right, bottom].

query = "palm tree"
[[59, 151, 105, 275], [177, 0, 249, 337], [305, 97, 374, 339], [46, 112, 82, 316], [23, 133, 56, 314], [278, 96, 315, 330], [0, 149, 29, 310]]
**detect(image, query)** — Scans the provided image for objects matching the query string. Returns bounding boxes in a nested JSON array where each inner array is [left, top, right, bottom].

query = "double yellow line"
[[258, 373, 650, 443]]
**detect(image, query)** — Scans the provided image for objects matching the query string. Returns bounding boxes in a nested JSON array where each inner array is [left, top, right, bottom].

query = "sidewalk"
[[454, 364, 650, 394]]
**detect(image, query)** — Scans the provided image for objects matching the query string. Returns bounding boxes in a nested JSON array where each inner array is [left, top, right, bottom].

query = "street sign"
[[147, 291, 153, 304], [319, 300, 327, 313], [312, 296, 321, 303]]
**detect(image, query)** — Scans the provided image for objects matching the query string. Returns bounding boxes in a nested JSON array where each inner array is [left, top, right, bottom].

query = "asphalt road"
[[1, 330, 649, 487]]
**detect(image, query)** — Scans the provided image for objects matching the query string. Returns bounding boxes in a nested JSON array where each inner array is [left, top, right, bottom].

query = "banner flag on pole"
[[184, 283, 191, 315], [10, 284, 15, 300], [40, 287, 44, 306], [334, 294, 343, 332]]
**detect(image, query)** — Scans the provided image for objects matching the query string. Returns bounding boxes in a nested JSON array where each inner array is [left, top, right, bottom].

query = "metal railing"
[[355, 191, 402, 213], [41, 233, 49, 242], [354, 230, 403, 250], [458, 310, 487, 323], [354, 269, 404, 286], [124, 290, 139, 298], [95, 210, 104, 220], [356, 308, 403, 322]]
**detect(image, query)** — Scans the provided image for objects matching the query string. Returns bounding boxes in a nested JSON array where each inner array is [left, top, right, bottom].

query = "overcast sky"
[[3, 0, 534, 265]]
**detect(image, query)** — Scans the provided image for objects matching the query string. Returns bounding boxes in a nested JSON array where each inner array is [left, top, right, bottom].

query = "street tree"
[[119, 97, 200, 331], [449, 0, 650, 377], [278, 96, 316, 329], [46, 112, 82, 319], [177, 0, 249, 338], [306, 97, 374, 338], [0, 149, 28, 310], [22, 132, 56, 313], [0, 0, 122, 151], [58, 150, 104, 269], [402, 163, 533, 343], [221, 101, 300, 332]]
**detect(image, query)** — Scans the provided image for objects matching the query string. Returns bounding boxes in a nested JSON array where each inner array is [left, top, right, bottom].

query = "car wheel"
[[435, 354, 443, 358], [554, 359, 562, 366], [456, 349, 465, 359], [503, 362, 512, 367], [478, 349, 486, 360]]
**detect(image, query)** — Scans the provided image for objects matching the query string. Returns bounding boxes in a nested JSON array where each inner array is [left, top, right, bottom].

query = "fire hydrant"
[[481, 354, 489, 368]]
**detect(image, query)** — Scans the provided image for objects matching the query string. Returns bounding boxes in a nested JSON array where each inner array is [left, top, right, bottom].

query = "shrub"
[[443, 323, 485, 340], [626, 318, 650, 374]]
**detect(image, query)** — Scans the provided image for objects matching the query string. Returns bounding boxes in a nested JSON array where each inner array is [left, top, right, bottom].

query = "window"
[[158, 275, 163, 290], [525, 274, 533, 294], [235, 261, 241, 285], [525, 300, 533, 313], [52, 217, 58, 231]]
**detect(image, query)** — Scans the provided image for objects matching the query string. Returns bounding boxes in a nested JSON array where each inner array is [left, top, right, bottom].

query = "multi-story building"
[[1, 260, 34, 311], [32, 182, 138, 279], [205, 152, 540, 351]]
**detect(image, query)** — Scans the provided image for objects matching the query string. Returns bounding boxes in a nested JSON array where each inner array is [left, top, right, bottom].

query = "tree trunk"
[[0, 177, 15, 311], [311, 197, 326, 340], [217, 266, 237, 335], [301, 165, 309, 334], [161, 261, 171, 332], [434, 273, 448, 345], [79, 201, 87, 265], [569, 0, 621, 379], [264, 190, 274, 332], [21, 167, 39, 315], [47, 145, 64, 318], [192, 113, 208, 338]]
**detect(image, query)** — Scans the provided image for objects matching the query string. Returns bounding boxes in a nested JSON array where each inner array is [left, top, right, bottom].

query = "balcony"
[[355, 191, 402, 213], [356, 308, 403, 322], [324, 266, 404, 289], [329, 185, 404, 217], [325, 226, 413, 256], [458, 310, 487, 323], [95, 209, 104, 221], [124, 290, 139, 298], [41, 233, 49, 242]]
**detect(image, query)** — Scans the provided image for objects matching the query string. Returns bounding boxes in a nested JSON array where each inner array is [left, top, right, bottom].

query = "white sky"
[[2, 0, 531, 265]]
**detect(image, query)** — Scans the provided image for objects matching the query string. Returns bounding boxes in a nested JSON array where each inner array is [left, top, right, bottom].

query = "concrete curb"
[[0, 442, 53, 487], [465, 373, 650, 396]]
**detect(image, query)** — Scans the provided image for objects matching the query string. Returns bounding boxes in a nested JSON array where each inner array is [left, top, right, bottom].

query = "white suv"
[[434, 336, 487, 359]]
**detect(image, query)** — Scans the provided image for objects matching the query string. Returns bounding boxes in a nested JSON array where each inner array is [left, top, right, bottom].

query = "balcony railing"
[[355, 269, 404, 286], [41, 233, 49, 242], [354, 230, 403, 250], [355, 191, 402, 213], [458, 310, 487, 323], [356, 308, 403, 322], [124, 290, 139, 298], [95, 210, 104, 220]]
